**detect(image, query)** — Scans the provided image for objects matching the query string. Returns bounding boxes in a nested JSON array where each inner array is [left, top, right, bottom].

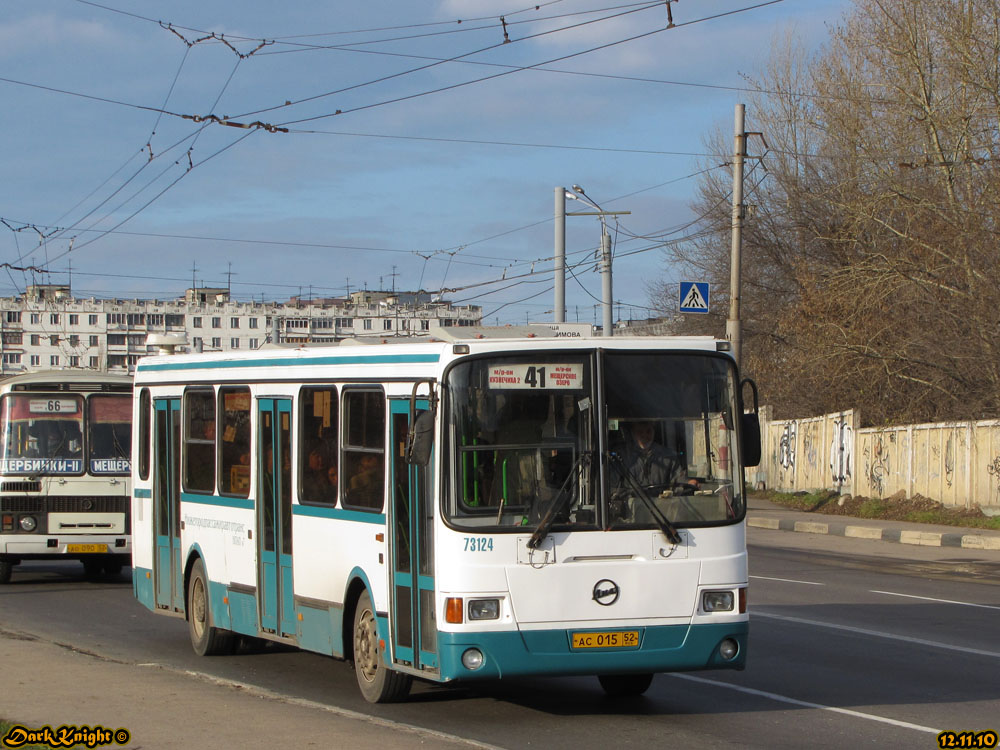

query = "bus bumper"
[[436, 621, 747, 682], [1, 535, 130, 558]]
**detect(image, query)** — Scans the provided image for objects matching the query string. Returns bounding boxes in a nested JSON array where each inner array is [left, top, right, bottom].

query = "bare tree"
[[656, 0, 1000, 425]]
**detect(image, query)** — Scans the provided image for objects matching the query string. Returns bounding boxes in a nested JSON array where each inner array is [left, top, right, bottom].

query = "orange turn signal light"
[[445, 597, 464, 624]]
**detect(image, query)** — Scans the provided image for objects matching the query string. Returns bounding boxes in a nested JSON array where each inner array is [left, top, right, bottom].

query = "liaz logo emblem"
[[592, 579, 620, 606]]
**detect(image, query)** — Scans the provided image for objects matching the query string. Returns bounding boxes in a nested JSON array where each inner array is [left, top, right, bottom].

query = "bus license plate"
[[571, 630, 639, 649], [67, 544, 108, 554]]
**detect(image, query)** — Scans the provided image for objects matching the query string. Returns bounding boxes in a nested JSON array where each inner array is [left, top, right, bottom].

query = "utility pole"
[[554, 187, 566, 322], [561, 185, 630, 337], [727, 103, 746, 369]]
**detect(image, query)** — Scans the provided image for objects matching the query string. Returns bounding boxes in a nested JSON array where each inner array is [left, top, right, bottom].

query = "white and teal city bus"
[[0, 370, 133, 583], [130, 329, 760, 702]]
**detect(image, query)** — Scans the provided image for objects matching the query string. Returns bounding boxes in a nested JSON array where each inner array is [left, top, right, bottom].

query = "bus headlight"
[[468, 599, 500, 621], [702, 590, 734, 612], [719, 638, 739, 661], [19, 515, 37, 532], [462, 648, 485, 670]]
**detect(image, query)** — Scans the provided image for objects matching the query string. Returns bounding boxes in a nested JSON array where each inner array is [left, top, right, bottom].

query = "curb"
[[747, 516, 1000, 551]]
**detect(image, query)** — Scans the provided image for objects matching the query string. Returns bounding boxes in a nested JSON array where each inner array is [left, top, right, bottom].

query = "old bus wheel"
[[0, 560, 12, 585], [82, 559, 103, 580], [598, 673, 654, 697], [352, 590, 411, 703], [188, 558, 234, 656]]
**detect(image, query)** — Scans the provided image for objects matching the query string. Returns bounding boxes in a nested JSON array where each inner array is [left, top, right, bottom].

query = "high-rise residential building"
[[0, 285, 481, 376]]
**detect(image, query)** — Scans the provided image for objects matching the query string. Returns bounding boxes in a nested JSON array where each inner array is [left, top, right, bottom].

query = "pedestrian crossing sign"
[[679, 281, 710, 313]]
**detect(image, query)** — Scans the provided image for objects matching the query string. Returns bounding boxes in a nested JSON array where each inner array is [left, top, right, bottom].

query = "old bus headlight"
[[468, 599, 500, 621], [19, 515, 37, 532], [702, 590, 734, 612]]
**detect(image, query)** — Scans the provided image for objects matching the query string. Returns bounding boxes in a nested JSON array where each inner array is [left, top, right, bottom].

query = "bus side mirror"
[[739, 377, 761, 467], [741, 412, 761, 468], [405, 410, 434, 466]]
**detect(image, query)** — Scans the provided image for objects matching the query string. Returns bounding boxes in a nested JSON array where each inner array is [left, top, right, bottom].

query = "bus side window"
[[342, 389, 385, 511], [219, 387, 251, 497], [184, 389, 216, 493], [299, 387, 338, 505]]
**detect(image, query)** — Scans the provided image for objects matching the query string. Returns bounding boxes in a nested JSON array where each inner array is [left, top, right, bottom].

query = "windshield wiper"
[[527, 452, 590, 550], [606, 451, 682, 544]]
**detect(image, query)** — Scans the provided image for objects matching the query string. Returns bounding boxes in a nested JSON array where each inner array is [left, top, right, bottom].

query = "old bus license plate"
[[571, 630, 639, 649], [67, 544, 108, 554]]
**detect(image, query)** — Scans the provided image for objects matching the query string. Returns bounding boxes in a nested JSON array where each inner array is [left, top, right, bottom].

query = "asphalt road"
[[2, 528, 998, 749]]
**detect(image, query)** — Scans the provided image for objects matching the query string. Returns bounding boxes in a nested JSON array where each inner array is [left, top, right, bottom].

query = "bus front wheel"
[[0, 560, 12, 584], [598, 673, 654, 697], [352, 590, 411, 703], [188, 558, 234, 656]]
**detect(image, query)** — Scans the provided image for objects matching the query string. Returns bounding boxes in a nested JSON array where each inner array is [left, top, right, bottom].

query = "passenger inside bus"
[[301, 447, 332, 502], [348, 454, 381, 506]]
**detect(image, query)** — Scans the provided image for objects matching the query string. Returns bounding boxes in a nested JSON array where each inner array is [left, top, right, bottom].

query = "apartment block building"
[[0, 285, 481, 376]]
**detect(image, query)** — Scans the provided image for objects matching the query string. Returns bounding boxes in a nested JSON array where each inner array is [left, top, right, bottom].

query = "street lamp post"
[[556, 185, 630, 337]]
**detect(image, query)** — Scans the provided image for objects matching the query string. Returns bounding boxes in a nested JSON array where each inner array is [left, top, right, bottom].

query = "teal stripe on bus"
[[181, 492, 254, 510], [293, 504, 385, 525], [134, 488, 152, 498], [137, 353, 440, 373]]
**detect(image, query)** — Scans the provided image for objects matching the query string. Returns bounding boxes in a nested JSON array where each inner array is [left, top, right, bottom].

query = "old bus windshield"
[[445, 351, 743, 531], [87, 394, 132, 475], [0, 393, 85, 475]]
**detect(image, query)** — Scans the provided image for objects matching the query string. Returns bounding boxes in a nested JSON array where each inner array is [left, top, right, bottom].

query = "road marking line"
[[869, 590, 1000, 611], [667, 673, 940, 735], [754, 611, 1000, 659], [750, 575, 824, 586]]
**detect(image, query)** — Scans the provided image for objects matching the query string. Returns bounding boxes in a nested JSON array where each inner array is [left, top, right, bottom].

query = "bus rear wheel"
[[0, 560, 12, 585], [598, 673, 654, 697], [188, 558, 234, 656], [352, 590, 411, 703]]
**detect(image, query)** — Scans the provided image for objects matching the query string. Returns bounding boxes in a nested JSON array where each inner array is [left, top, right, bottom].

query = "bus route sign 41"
[[679, 282, 710, 314]]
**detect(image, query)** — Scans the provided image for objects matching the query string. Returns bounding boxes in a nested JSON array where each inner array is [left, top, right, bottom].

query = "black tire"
[[598, 673, 654, 697], [188, 558, 234, 656], [0, 560, 12, 585], [352, 590, 411, 703], [103, 559, 124, 578], [82, 559, 103, 580]]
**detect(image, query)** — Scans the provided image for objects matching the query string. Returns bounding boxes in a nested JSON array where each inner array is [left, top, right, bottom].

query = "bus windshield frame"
[[443, 350, 745, 533]]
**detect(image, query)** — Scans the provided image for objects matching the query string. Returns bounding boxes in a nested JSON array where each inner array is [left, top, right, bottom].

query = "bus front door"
[[389, 400, 438, 673], [257, 398, 295, 637], [153, 398, 183, 612]]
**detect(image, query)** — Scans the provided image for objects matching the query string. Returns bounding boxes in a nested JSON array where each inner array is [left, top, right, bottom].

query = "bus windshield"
[[445, 351, 743, 532], [0, 393, 85, 474], [88, 394, 132, 475]]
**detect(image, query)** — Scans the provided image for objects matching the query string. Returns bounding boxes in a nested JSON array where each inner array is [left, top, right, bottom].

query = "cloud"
[[0, 13, 117, 57]]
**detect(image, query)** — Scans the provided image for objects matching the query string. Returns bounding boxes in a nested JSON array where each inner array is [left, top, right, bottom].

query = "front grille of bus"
[[1, 481, 42, 493], [0, 496, 128, 513]]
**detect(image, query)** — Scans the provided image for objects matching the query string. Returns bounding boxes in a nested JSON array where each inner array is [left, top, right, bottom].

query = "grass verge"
[[753, 489, 1000, 530]]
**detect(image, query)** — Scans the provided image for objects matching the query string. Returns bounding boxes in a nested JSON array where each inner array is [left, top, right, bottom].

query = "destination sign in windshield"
[[487, 363, 582, 390]]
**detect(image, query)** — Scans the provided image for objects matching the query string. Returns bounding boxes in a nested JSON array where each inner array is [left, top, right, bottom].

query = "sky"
[[1, 0, 851, 326]]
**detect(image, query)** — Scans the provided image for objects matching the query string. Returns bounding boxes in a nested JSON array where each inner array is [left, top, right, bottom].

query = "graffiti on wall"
[[863, 434, 890, 497], [778, 422, 796, 471], [944, 432, 955, 488], [830, 418, 853, 487], [987, 455, 1000, 502]]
